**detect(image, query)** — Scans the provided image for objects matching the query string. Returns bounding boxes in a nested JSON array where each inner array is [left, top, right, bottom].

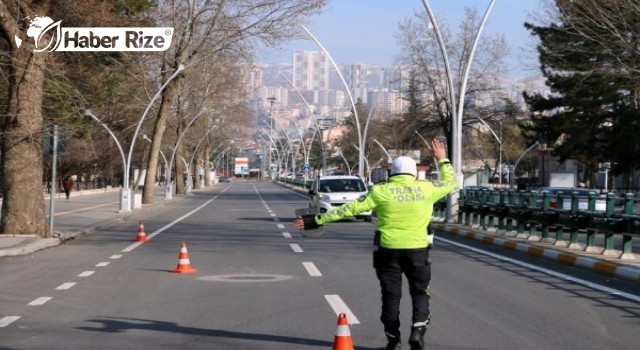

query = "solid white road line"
[[121, 186, 231, 253], [290, 244, 303, 253], [0, 316, 21, 328], [302, 262, 322, 277], [55, 282, 76, 290], [437, 236, 640, 303], [28, 297, 53, 306], [324, 295, 360, 324], [78, 271, 95, 277]]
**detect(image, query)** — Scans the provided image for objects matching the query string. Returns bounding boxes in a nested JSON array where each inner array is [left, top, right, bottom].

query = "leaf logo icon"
[[34, 20, 62, 52]]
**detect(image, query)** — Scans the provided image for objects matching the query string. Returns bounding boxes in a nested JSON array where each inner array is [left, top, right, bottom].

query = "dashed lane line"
[[28, 297, 53, 306], [277, 224, 285, 229], [290, 244, 303, 253], [55, 282, 76, 290], [282, 232, 292, 239], [0, 316, 21, 328], [78, 271, 95, 277], [303, 262, 322, 277]]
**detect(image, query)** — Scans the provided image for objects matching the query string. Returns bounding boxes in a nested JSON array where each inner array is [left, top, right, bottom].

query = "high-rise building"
[[292, 51, 330, 91]]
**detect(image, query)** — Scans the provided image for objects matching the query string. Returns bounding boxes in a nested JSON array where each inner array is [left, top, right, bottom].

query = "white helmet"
[[390, 156, 417, 177]]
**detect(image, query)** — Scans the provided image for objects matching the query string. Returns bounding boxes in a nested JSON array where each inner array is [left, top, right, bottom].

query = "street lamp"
[[266, 96, 277, 179], [86, 64, 185, 211], [84, 110, 128, 212], [420, 0, 496, 220], [373, 139, 392, 164], [165, 108, 206, 200], [143, 134, 168, 186], [302, 26, 365, 179], [475, 116, 503, 185], [511, 141, 540, 188]]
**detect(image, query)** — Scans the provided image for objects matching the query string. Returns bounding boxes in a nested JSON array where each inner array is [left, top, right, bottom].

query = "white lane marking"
[[28, 297, 53, 306], [277, 224, 285, 229], [56, 282, 76, 290], [290, 244, 303, 253], [268, 209, 273, 213], [270, 213, 276, 217], [324, 295, 360, 324], [122, 186, 231, 253], [78, 271, 95, 277], [282, 232, 292, 239], [0, 316, 21, 328], [110, 255, 122, 259], [96, 262, 110, 267], [303, 262, 322, 277], [437, 236, 640, 303]]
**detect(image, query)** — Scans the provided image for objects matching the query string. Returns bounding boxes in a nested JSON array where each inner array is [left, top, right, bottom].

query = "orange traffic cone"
[[170, 242, 198, 274], [332, 313, 354, 350], [133, 221, 149, 242]]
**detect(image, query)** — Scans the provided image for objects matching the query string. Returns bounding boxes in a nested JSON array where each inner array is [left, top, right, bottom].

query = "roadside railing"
[[432, 189, 640, 259]]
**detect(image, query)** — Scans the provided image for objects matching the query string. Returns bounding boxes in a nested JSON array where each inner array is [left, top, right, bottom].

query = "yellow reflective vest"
[[314, 159, 457, 249]]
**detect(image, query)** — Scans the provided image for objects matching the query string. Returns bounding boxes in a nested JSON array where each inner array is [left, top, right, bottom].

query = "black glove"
[[300, 214, 321, 230]]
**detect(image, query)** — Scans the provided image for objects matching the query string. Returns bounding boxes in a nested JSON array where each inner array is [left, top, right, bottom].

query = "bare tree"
[[395, 8, 510, 162], [142, 0, 328, 203], [0, 1, 54, 236]]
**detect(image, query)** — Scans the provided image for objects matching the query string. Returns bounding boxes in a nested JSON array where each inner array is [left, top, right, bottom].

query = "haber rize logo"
[[15, 16, 173, 52]]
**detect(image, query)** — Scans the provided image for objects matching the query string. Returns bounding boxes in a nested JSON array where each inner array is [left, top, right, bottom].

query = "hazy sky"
[[258, 0, 543, 78]]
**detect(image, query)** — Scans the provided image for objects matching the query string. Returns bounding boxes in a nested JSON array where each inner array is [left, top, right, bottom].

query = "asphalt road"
[[0, 182, 638, 349]]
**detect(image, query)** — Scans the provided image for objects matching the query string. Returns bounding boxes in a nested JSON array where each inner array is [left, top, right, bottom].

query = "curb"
[[0, 238, 61, 258], [432, 223, 640, 285]]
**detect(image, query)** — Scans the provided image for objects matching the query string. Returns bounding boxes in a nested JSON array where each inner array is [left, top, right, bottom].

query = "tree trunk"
[[0, 1, 52, 237], [141, 70, 181, 204]]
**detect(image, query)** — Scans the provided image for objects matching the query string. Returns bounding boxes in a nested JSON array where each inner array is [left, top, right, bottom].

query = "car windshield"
[[319, 179, 366, 192]]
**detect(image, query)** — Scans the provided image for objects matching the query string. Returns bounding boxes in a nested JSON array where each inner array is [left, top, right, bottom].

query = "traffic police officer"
[[294, 139, 457, 350]]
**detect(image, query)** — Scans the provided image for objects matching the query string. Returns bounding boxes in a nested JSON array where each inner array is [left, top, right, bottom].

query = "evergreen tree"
[[523, 0, 640, 186]]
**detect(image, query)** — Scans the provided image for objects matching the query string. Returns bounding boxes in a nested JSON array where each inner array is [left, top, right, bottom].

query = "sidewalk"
[[0, 187, 181, 258]]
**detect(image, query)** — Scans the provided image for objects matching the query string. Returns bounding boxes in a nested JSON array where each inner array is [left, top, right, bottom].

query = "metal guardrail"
[[433, 189, 640, 259]]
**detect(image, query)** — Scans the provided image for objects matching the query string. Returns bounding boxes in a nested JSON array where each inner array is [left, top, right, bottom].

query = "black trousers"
[[374, 247, 431, 335]]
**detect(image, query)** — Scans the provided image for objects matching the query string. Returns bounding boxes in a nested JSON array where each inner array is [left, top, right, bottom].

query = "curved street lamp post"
[[420, 0, 496, 220]]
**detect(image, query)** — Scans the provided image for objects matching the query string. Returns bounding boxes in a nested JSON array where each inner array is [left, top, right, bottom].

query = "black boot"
[[385, 331, 401, 350], [408, 326, 426, 350], [385, 338, 401, 350]]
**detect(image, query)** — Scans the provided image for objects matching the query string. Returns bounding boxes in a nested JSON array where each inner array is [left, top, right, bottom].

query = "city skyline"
[[258, 0, 542, 78]]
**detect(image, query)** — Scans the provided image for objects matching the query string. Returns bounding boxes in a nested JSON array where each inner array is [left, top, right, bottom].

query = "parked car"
[[308, 175, 372, 221], [219, 176, 231, 183], [536, 187, 606, 211]]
